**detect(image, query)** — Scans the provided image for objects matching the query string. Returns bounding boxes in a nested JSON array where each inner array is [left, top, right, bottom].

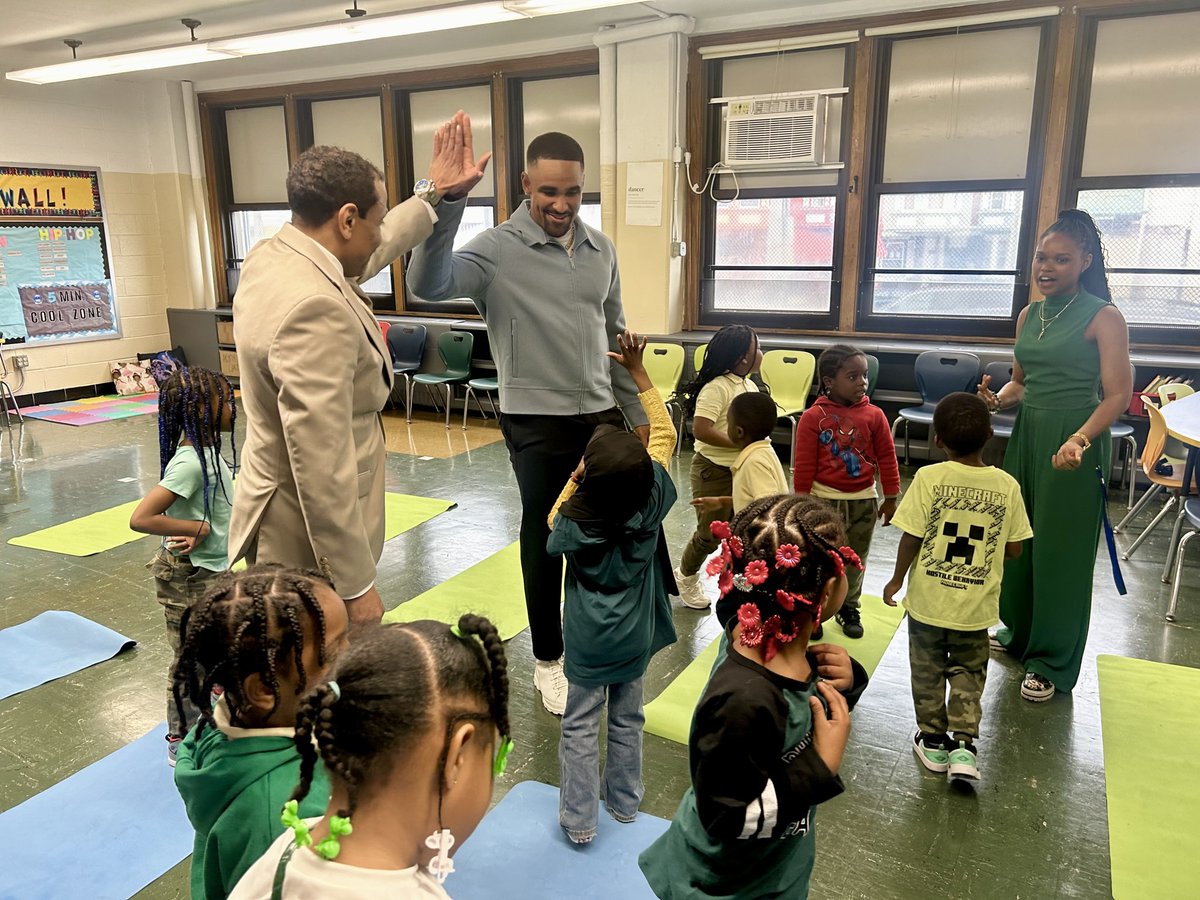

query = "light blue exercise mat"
[[0, 723, 193, 900], [450, 781, 668, 899], [0, 611, 136, 701]]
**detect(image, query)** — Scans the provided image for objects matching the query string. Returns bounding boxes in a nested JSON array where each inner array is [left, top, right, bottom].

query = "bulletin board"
[[0, 165, 120, 345]]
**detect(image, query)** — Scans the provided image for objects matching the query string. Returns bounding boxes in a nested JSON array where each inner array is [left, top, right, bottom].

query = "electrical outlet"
[[13, 354, 29, 369]]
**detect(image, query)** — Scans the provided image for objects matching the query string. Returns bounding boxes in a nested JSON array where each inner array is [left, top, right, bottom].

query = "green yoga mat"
[[383, 493, 456, 542], [383, 541, 528, 641], [1098, 654, 1200, 899], [644, 598, 904, 745], [9, 494, 455, 559], [7, 501, 144, 556]]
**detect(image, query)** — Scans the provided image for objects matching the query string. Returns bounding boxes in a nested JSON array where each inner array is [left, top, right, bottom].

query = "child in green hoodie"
[[172, 564, 349, 899], [547, 330, 678, 845]]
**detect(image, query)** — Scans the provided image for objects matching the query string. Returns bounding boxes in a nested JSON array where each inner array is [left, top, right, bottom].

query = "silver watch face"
[[414, 178, 431, 195]]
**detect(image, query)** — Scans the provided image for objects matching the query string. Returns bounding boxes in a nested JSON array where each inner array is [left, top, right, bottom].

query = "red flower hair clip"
[[710, 521, 732, 541], [774, 544, 801, 569], [744, 560, 769, 586]]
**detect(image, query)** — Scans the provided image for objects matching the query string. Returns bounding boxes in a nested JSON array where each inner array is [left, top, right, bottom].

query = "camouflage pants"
[[148, 548, 221, 738], [907, 617, 989, 742]]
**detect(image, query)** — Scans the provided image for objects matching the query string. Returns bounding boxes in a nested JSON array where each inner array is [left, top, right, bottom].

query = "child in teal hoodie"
[[547, 331, 678, 844], [172, 564, 349, 899]]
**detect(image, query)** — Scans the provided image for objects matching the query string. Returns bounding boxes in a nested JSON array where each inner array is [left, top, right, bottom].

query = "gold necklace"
[[1037, 291, 1080, 341]]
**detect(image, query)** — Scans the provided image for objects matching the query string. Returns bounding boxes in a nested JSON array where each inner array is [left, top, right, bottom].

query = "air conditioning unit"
[[722, 91, 827, 169]]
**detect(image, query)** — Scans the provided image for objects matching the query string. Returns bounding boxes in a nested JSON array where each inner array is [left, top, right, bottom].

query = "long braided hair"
[[158, 366, 237, 524], [1040, 208, 1113, 302], [672, 324, 758, 421], [710, 494, 861, 659], [290, 614, 511, 827], [172, 564, 332, 734]]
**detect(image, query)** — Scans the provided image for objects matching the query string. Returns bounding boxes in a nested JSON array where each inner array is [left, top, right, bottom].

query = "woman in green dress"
[[978, 209, 1131, 702]]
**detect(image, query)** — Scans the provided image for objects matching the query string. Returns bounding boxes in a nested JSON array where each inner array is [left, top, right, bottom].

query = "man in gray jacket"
[[408, 132, 648, 715]]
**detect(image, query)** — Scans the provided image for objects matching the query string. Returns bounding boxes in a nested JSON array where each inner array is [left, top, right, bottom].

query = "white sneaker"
[[674, 567, 710, 609], [534, 659, 568, 716]]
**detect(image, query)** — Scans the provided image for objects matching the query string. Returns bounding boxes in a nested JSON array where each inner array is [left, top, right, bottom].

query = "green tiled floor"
[[1, 415, 1197, 898]]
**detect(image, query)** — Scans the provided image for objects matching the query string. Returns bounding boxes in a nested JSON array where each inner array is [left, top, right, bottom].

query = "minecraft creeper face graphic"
[[942, 521, 985, 564]]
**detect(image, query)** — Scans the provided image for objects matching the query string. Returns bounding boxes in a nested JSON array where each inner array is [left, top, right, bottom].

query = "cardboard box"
[[219, 349, 240, 378], [216, 319, 235, 345]]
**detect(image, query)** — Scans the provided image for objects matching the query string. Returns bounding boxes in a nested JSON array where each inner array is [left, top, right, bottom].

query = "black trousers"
[[500, 408, 626, 662]]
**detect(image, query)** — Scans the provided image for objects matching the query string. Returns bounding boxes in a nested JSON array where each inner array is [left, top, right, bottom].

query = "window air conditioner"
[[723, 91, 825, 168]]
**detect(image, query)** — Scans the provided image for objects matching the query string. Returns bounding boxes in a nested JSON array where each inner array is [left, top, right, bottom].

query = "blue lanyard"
[[1096, 466, 1127, 596]]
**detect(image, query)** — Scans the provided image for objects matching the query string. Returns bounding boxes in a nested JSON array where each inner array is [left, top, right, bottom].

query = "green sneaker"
[[948, 741, 980, 781], [912, 733, 950, 773]]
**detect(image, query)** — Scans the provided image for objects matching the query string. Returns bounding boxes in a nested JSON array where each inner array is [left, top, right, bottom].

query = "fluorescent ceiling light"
[[212, 3, 524, 56], [7, 43, 239, 85], [5, 0, 647, 84], [502, 0, 641, 13]]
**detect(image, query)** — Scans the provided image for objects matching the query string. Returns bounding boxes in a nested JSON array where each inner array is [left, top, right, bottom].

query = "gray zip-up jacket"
[[407, 198, 647, 426]]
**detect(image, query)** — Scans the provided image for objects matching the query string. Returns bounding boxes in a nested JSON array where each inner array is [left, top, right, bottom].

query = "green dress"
[[996, 289, 1113, 691]]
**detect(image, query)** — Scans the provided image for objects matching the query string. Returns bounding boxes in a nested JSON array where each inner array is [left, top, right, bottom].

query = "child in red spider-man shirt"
[[794, 344, 900, 642]]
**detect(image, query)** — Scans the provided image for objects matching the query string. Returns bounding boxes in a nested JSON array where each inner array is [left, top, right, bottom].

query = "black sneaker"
[[836, 607, 864, 639]]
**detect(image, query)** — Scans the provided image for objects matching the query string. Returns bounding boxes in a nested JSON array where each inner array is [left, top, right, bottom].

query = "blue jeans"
[[558, 677, 645, 842]]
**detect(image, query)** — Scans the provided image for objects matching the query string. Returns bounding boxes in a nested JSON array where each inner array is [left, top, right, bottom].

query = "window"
[[859, 24, 1051, 337], [700, 46, 850, 328], [513, 74, 602, 217], [307, 96, 392, 296], [1070, 11, 1200, 340], [401, 83, 496, 313], [220, 105, 290, 298]]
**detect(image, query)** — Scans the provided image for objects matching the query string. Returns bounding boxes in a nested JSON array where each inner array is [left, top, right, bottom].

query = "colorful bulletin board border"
[[0, 166, 102, 218]]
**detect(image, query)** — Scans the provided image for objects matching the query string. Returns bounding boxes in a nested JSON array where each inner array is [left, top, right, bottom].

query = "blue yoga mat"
[[1, 723, 193, 900], [0, 611, 136, 701], [450, 781, 668, 899]]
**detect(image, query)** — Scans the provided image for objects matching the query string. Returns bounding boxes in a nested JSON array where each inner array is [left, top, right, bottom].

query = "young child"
[[547, 330, 678, 845], [883, 393, 1032, 781], [794, 344, 900, 640], [639, 494, 868, 899], [173, 564, 350, 900], [692, 391, 790, 520], [672, 324, 762, 609], [228, 614, 512, 898], [129, 365, 237, 762]]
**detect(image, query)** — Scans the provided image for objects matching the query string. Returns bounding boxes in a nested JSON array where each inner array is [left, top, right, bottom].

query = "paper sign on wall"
[[18, 280, 116, 338], [624, 161, 663, 227], [0, 167, 101, 218]]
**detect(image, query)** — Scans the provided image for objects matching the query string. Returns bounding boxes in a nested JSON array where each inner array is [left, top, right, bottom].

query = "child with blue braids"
[[130, 365, 237, 763]]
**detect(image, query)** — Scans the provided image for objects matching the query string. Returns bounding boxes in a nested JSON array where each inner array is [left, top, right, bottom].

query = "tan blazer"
[[228, 198, 433, 597]]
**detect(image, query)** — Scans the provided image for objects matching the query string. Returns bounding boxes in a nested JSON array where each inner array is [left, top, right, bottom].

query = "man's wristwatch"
[[413, 178, 442, 207]]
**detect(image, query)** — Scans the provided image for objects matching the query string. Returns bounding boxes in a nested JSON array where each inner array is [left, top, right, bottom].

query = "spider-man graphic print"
[[793, 395, 902, 498]]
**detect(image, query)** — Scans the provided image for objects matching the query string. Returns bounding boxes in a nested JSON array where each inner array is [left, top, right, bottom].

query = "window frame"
[[697, 46, 854, 332], [1063, 8, 1200, 346], [855, 20, 1056, 339]]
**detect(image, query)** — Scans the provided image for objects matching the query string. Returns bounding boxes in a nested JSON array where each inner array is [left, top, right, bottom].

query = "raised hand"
[[428, 110, 493, 201], [977, 373, 1000, 412], [606, 330, 648, 372]]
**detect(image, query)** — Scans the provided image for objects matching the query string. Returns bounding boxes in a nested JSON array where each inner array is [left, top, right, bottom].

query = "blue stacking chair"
[[1167, 498, 1200, 622], [892, 351, 980, 464], [386, 323, 427, 423]]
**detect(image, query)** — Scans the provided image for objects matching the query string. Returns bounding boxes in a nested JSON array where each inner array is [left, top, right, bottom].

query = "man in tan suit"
[[229, 114, 490, 622]]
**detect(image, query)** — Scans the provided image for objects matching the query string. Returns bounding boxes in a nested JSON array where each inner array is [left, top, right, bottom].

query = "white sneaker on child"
[[674, 567, 710, 609], [534, 659, 568, 716]]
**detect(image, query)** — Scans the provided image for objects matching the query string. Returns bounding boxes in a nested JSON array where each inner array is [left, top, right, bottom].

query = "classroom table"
[[1159, 392, 1200, 582]]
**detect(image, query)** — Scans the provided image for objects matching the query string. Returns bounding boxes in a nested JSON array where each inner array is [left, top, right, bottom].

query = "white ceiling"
[[2, 0, 998, 89]]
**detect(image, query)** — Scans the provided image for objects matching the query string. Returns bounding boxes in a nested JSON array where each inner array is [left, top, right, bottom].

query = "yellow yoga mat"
[[643, 598, 905, 745], [383, 542, 528, 641], [9, 494, 455, 558], [1098, 655, 1200, 899]]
